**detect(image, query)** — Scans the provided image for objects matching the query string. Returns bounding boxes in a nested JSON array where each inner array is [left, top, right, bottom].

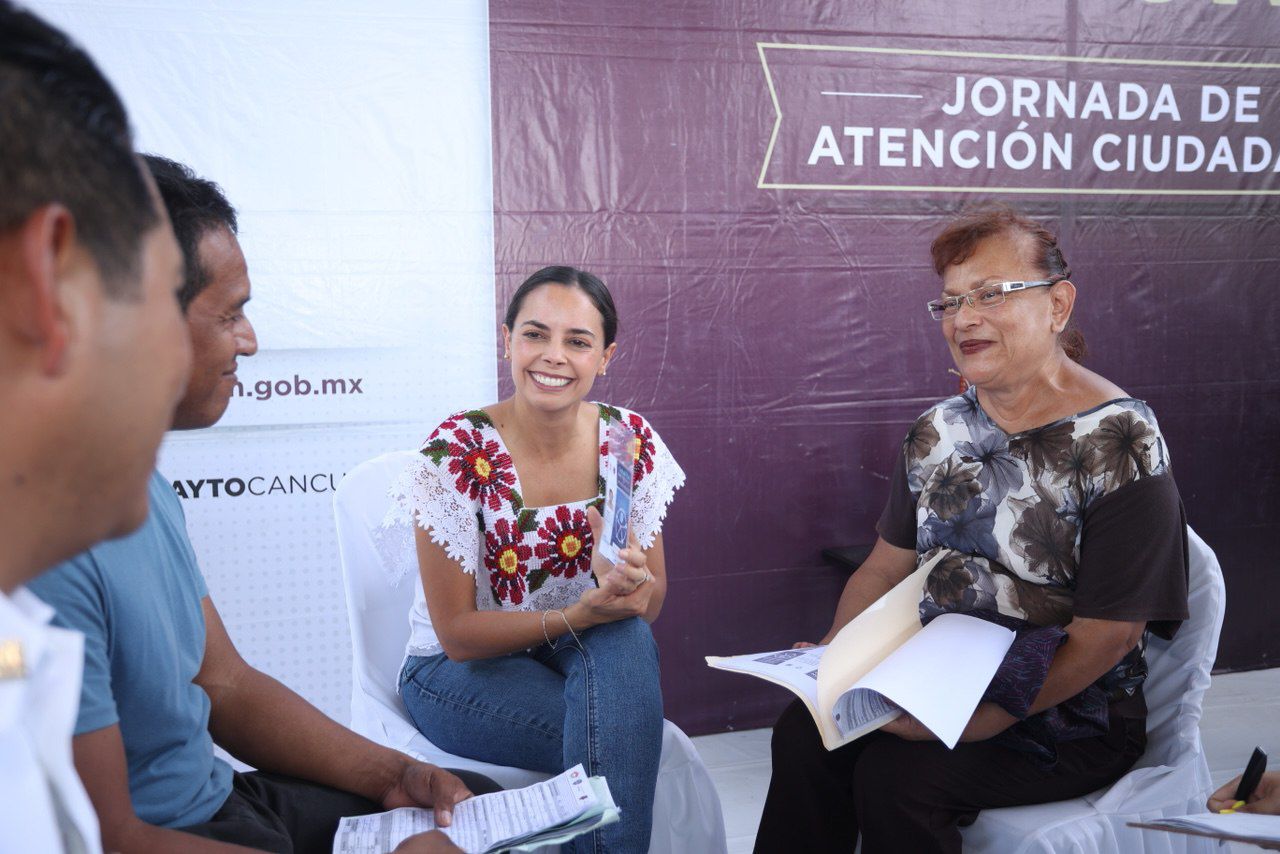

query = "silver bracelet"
[[541, 609, 554, 647], [542, 608, 582, 648]]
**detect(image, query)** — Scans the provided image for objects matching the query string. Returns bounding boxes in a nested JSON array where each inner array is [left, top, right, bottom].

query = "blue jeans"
[[399, 617, 663, 854]]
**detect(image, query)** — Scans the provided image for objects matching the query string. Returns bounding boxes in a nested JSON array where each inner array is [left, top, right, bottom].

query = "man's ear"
[[1048, 279, 1076, 334], [3, 204, 81, 377]]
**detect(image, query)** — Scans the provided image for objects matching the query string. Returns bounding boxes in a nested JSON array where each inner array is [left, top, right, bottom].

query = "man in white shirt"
[[0, 3, 192, 851]]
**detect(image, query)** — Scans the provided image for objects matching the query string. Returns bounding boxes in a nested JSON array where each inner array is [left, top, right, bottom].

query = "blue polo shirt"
[[29, 470, 232, 828]]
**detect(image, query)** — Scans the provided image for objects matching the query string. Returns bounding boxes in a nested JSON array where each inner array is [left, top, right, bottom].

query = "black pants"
[[178, 769, 500, 854], [754, 699, 1146, 854]]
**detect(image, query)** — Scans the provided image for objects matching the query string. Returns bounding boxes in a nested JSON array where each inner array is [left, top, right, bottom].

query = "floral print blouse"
[[389, 403, 685, 658], [878, 387, 1189, 755]]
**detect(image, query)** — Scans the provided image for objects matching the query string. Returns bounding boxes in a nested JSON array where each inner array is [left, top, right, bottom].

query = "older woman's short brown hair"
[[930, 206, 1086, 363]]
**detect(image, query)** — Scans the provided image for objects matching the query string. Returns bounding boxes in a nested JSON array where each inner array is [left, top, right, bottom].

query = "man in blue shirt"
[[31, 157, 485, 853]]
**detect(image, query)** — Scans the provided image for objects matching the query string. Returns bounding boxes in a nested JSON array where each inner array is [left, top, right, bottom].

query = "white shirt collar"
[[0, 586, 57, 669]]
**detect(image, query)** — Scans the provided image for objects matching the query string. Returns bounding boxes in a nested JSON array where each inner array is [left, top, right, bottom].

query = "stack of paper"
[[706, 552, 1016, 751], [1130, 812, 1280, 846], [333, 765, 618, 854]]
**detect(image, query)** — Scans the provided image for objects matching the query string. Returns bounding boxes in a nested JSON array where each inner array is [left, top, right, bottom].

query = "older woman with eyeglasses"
[[753, 207, 1190, 854]]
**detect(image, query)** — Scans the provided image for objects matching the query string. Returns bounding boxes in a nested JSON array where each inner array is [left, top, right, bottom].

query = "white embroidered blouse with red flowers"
[[388, 403, 685, 657]]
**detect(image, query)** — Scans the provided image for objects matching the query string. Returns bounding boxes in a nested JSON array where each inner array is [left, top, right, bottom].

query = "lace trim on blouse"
[[630, 427, 685, 550], [383, 455, 482, 583]]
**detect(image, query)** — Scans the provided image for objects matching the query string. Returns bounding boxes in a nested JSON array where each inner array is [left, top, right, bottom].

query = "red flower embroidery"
[[445, 426, 515, 511], [535, 505, 592, 578], [626, 414, 656, 486], [599, 414, 657, 488], [485, 518, 531, 605]]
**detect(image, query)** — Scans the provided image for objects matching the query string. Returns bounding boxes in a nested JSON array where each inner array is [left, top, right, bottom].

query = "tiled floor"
[[690, 668, 1280, 854]]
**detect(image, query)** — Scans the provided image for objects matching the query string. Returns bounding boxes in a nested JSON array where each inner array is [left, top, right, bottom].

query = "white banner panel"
[[218, 346, 489, 428], [33, 0, 497, 724], [157, 426, 435, 722]]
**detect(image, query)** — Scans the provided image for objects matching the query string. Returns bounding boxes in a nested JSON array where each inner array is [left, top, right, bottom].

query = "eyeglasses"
[[926, 279, 1061, 321]]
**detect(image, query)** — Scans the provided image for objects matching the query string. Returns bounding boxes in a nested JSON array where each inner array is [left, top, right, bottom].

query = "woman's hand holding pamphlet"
[[705, 551, 1016, 750], [332, 765, 617, 854]]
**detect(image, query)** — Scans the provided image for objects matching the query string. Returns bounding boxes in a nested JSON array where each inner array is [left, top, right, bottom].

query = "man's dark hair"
[[142, 154, 238, 310], [0, 1, 157, 295]]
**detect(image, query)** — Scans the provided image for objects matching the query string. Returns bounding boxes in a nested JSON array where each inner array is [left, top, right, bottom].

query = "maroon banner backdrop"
[[489, 0, 1280, 735]]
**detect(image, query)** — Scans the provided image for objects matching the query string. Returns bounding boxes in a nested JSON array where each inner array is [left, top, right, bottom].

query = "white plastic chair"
[[334, 450, 727, 854], [959, 527, 1227, 854]]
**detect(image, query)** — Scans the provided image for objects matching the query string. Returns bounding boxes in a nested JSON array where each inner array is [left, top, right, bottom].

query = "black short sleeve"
[[1073, 471, 1190, 639], [876, 447, 917, 550]]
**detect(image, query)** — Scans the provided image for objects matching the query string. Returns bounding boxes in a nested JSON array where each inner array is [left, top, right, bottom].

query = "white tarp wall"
[[32, 0, 497, 723]]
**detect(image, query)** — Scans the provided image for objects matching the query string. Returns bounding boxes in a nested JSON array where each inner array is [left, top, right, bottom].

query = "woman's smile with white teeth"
[[531, 371, 571, 387]]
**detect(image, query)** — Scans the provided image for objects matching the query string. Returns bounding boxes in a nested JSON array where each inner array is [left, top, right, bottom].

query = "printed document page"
[[334, 765, 599, 854], [334, 808, 434, 854], [1132, 812, 1280, 844], [813, 552, 942, 746], [452, 766, 598, 851], [705, 646, 825, 714], [833, 612, 1014, 748], [829, 687, 901, 739]]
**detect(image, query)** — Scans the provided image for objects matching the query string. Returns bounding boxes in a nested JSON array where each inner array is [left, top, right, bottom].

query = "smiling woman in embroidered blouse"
[[754, 208, 1190, 854], [390, 266, 684, 854]]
